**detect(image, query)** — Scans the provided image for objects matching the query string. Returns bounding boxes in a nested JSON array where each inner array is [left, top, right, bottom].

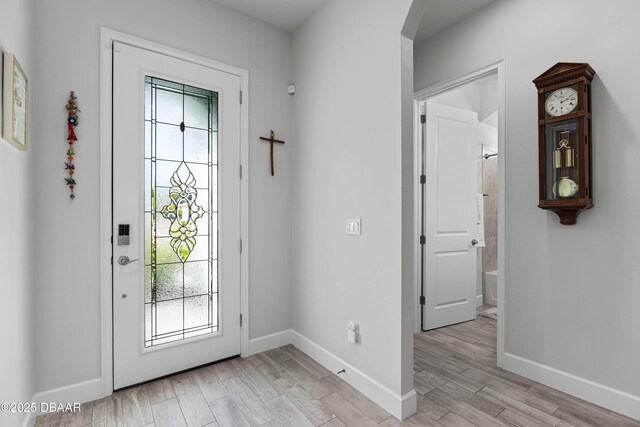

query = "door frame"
[[413, 60, 506, 367], [99, 28, 250, 397]]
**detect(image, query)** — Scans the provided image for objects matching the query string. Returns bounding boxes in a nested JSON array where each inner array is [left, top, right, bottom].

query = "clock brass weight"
[[533, 63, 596, 225]]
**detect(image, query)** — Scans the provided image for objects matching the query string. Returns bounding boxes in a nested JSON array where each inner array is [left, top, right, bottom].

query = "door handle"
[[118, 256, 139, 266], [471, 239, 479, 246]]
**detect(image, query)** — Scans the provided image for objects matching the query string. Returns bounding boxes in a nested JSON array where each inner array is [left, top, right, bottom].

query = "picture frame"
[[2, 52, 28, 150]]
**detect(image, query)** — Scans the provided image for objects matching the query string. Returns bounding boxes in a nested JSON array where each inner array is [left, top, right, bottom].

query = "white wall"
[[480, 114, 498, 152], [0, 0, 36, 425], [33, 0, 292, 393], [291, 0, 414, 399], [415, 0, 640, 411], [430, 75, 497, 122]]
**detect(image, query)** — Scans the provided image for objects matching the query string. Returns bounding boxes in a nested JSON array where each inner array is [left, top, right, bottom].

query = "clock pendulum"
[[552, 131, 578, 199]]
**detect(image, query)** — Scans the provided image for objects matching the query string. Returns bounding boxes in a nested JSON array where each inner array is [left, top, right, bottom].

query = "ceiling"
[[212, 0, 327, 32], [415, 0, 497, 44], [212, 0, 496, 42]]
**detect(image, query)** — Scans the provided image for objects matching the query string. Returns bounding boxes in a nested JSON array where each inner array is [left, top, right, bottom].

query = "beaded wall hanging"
[[65, 91, 79, 199]]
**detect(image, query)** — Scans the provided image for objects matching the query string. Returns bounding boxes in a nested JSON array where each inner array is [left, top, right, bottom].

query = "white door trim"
[[99, 27, 250, 397], [413, 60, 506, 367]]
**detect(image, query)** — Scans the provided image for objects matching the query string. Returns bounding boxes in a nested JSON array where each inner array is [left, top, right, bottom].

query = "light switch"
[[345, 218, 361, 236]]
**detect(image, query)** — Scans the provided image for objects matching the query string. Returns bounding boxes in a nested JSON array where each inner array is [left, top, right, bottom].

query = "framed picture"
[[2, 53, 28, 150]]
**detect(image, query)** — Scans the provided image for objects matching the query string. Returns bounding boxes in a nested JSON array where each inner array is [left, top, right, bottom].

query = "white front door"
[[423, 101, 479, 330], [113, 42, 241, 389]]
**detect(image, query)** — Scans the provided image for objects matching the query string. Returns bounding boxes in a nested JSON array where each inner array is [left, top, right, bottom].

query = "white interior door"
[[113, 42, 241, 389], [423, 101, 479, 330]]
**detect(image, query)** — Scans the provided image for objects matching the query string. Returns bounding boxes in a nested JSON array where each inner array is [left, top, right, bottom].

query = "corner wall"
[[33, 0, 292, 393], [0, 0, 36, 426], [415, 0, 640, 419], [291, 0, 415, 414]]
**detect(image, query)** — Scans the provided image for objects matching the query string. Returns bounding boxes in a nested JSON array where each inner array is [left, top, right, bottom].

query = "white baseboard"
[[400, 389, 418, 419], [290, 330, 416, 420], [23, 378, 103, 427], [476, 294, 483, 306], [23, 412, 35, 427], [503, 353, 640, 422], [249, 329, 294, 356]]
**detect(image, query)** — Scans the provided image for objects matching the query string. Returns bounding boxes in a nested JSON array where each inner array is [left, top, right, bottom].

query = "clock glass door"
[[545, 119, 580, 200]]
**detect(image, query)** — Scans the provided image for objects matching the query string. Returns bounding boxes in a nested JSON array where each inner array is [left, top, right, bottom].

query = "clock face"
[[545, 87, 578, 117]]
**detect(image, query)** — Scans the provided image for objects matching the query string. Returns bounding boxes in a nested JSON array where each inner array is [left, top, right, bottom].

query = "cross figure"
[[259, 130, 285, 176]]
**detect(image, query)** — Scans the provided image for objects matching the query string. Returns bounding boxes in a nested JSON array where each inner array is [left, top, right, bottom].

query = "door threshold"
[[114, 354, 241, 392], [420, 318, 477, 333]]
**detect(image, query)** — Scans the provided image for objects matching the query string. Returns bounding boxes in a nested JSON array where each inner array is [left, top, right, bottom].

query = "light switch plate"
[[345, 218, 361, 236]]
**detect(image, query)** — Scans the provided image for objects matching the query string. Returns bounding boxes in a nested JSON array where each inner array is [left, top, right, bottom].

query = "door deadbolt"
[[118, 224, 131, 246]]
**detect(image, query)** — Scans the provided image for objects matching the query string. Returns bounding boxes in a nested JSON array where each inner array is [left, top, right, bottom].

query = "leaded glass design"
[[144, 76, 218, 348], [160, 163, 206, 262]]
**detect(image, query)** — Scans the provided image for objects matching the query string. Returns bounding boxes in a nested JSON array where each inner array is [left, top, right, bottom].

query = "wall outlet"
[[347, 322, 359, 344], [345, 218, 361, 236]]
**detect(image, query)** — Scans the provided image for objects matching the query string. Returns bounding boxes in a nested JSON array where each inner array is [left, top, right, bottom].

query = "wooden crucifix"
[[259, 130, 285, 176]]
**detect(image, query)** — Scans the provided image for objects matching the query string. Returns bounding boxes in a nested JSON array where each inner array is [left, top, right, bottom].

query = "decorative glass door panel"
[[144, 76, 218, 348]]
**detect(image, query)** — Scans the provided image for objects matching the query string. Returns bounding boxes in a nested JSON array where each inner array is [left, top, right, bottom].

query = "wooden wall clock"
[[533, 63, 596, 225]]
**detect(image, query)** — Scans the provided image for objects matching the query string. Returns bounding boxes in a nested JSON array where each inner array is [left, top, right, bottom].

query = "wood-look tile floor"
[[36, 313, 640, 427]]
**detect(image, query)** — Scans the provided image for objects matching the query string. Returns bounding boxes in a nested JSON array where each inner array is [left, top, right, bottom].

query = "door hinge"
[[419, 296, 426, 305], [420, 114, 426, 124], [240, 314, 243, 327], [240, 90, 243, 104], [419, 236, 425, 245], [240, 164, 243, 179], [419, 174, 426, 184], [240, 239, 243, 253], [110, 256, 113, 265]]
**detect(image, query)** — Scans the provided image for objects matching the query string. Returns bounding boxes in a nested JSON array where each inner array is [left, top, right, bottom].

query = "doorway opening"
[[413, 62, 505, 367]]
